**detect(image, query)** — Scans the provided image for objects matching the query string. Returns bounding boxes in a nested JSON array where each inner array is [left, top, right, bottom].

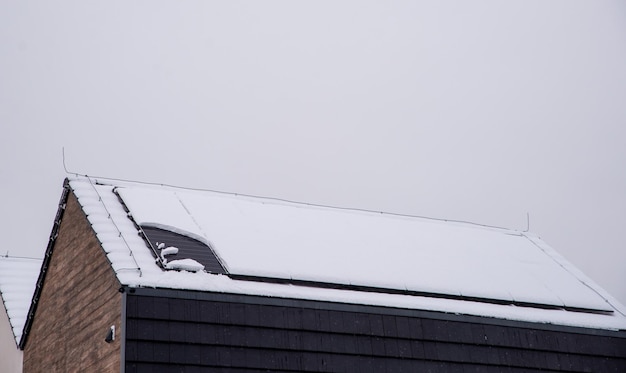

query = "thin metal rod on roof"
[[86, 176, 142, 277], [0, 253, 42, 260]]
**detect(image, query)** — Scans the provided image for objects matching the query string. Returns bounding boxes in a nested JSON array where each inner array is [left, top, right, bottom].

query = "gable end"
[[21, 180, 123, 372]]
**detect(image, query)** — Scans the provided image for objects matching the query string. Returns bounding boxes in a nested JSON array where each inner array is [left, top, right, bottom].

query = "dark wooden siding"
[[124, 289, 626, 372]]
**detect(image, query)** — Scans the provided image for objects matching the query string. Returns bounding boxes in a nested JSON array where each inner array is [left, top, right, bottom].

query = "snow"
[[165, 258, 205, 272], [0, 256, 42, 345], [116, 184, 612, 311], [68, 176, 626, 331], [161, 246, 179, 258]]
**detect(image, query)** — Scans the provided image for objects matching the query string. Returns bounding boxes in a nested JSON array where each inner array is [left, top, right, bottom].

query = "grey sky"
[[1, 1, 625, 305]]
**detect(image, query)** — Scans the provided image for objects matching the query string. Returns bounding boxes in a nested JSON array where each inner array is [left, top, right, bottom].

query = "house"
[[18, 176, 626, 372], [0, 255, 42, 373]]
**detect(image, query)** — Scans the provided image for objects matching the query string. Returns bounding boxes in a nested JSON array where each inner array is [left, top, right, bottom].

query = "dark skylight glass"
[[141, 226, 226, 274]]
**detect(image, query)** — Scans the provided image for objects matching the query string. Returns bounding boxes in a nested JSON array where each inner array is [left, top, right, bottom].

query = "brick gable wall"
[[23, 191, 122, 372]]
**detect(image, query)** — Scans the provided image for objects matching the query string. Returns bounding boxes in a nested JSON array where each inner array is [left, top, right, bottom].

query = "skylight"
[[141, 226, 226, 274]]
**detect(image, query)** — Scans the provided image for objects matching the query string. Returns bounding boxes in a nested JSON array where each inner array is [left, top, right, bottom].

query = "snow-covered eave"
[[227, 272, 620, 316], [121, 272, 626, 333], [0, 287, 24, 347], [0, 257, 42, 347]]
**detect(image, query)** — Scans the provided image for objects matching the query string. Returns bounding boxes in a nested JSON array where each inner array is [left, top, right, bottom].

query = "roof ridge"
[[68, 174, 520, 234]]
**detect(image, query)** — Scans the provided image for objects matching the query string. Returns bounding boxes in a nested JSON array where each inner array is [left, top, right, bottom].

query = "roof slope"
[[0, 256, 42, 345], [65, 176, 626, 330]]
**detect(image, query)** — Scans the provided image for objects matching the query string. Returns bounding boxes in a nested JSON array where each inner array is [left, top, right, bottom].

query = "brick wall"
[[23, 191, 122, 372]]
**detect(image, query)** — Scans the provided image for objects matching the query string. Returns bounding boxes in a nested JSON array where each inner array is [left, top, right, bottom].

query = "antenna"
[[62, 147, 79, 176], [62, 147, 69, 174]]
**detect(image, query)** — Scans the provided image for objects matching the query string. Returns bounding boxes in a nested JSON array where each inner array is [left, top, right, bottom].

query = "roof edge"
[[124, 286, 626, 338], [228, 274, 614, 316], [70, 174, 521, 234], [18, 178, 71, 350]]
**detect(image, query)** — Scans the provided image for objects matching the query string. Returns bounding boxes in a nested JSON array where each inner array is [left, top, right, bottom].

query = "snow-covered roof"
[[0, 256, 42, 345], [67, 176, 626, 330]]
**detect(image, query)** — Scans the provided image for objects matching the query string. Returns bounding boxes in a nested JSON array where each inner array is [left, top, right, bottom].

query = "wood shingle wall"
[[125, 289, 626, 372], [23, 191, 122, 372]]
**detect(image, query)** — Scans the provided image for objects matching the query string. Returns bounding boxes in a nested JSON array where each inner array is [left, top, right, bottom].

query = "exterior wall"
[[125, 288, 626, 372], [23, 191, 122, 372], [0, 300, 22, 373]]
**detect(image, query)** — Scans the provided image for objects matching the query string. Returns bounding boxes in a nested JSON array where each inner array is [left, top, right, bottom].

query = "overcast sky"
[[1, 1, 625, 306]]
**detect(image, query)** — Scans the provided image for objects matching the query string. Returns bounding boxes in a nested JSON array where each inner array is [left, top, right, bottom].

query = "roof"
[[50, 176, 626, 330], [0, 256, 42, 345]]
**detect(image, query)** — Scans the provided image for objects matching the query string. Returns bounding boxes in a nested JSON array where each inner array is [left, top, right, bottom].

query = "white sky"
[[1, 1, 625, 305]]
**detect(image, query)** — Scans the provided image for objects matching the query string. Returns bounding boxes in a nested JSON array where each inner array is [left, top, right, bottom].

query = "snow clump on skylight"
[[165, 258, 205, 272]]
